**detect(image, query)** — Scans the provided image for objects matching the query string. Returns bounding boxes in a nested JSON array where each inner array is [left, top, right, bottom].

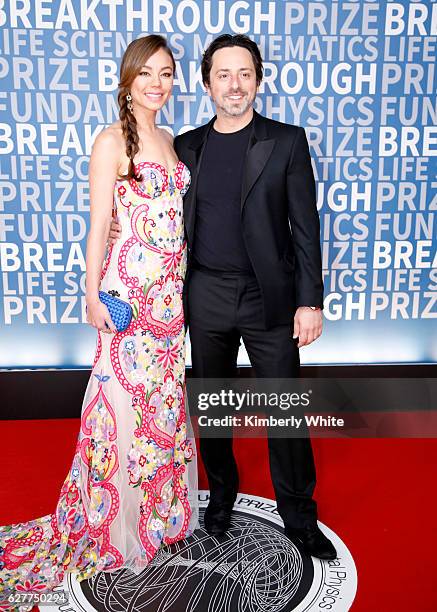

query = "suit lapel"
[[184, 116, 215, 245], [241, 111, 276, 211]]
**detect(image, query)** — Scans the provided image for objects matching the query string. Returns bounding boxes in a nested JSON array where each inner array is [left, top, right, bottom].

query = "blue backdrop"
[[0, 0, 436, 368]]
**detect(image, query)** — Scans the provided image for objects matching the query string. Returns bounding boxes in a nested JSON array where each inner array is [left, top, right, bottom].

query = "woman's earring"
[[126, 93, 133, 112]]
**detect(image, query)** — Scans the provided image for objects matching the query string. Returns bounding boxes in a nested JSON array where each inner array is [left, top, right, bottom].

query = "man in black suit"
[[110, 34, 336, 560], [174, 34, 335, 561]]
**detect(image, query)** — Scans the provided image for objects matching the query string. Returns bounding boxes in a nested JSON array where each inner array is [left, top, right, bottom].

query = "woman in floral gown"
[[0, 35, 198, 606]]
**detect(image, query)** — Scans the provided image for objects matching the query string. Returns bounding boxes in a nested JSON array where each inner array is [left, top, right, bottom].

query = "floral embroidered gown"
[[0, 160, 199, 603]]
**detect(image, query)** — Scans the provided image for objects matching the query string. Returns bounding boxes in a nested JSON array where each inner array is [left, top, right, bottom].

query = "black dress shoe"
[[203, 501, 235, 537], [285, 524, 337, 560]]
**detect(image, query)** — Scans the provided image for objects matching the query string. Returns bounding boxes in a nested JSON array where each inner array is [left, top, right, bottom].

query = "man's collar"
[[188, 109, 269, 151]]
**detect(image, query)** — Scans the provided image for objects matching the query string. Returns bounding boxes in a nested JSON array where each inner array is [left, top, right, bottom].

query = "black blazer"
[[174, 110, 323, 329]]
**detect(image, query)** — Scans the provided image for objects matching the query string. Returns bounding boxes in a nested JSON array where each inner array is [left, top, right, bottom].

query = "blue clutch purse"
[[98, 290, 133, 332]]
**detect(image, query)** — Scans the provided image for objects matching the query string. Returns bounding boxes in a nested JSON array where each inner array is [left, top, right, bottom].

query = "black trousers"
[[186, 266, 318, 530]]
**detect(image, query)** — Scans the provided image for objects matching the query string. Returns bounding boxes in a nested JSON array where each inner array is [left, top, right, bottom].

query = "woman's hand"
[[86, 299, 117, 334]]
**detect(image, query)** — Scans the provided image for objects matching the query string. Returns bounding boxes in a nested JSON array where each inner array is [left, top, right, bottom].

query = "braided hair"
[[118, 35, 176, 181]]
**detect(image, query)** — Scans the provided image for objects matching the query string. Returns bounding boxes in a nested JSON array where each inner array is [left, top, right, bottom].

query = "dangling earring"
[[126, 92, 133, 112]]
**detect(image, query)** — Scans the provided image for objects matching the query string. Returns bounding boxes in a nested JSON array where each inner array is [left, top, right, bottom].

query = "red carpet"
[[0, 419, 435, 611]]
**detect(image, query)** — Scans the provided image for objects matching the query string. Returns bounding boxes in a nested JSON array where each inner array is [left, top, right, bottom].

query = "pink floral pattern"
[[0, 161, 197, 606]]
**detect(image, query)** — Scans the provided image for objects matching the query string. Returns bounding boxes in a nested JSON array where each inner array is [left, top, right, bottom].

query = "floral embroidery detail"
[[0, 161, 195, 597]]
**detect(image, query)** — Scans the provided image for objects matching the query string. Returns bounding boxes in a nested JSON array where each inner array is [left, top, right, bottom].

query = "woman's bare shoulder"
[[94, 122, 123, 148], [91, 123, 125, 168]]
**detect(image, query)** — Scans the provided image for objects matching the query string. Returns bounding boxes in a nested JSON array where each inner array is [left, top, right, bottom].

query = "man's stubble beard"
[[212, 92, 256, 118]]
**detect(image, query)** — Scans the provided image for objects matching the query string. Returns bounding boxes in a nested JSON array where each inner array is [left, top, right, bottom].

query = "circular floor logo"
[[57, 492, 357, 611]]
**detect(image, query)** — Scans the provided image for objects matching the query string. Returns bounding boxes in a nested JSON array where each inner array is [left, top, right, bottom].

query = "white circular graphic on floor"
[[56, 491, 357, 611]]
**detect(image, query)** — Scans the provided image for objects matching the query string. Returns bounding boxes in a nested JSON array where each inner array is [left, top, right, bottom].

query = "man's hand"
[[293, 307, 323, 348], [108, 215, 122, 245]]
